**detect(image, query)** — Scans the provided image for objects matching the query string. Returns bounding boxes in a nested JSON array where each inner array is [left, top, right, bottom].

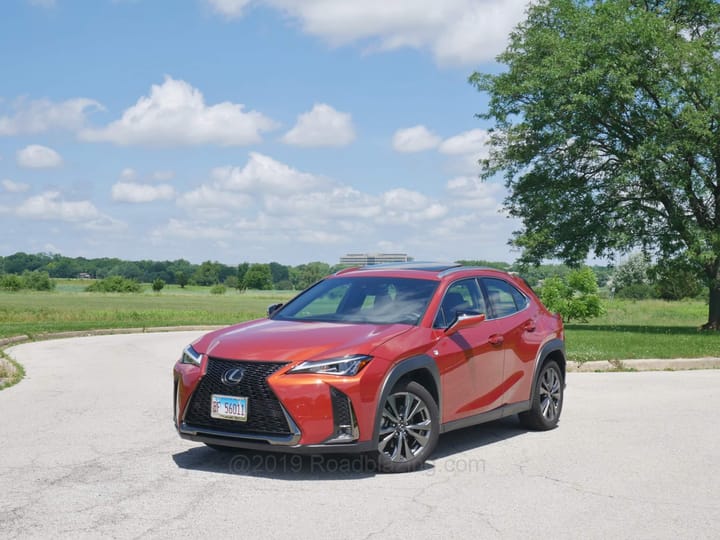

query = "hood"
[[192, 319, 413, 363]]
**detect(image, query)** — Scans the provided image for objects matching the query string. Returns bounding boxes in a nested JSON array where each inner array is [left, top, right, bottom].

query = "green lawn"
[[565, 299, 720, 361], [1, 286, 718, 362], [0, 285, 295, 339]]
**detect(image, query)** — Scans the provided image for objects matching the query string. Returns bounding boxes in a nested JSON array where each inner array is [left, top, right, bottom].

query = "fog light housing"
[[325, 386, 359, 443]]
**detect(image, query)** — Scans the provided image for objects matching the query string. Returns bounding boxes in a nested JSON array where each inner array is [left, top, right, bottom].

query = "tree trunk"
[[702, 282, 720, 331]]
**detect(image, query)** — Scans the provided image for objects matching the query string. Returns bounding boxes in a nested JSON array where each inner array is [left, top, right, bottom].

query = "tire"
[[376, 380, 439, 473], [519, 360, 563, 430]]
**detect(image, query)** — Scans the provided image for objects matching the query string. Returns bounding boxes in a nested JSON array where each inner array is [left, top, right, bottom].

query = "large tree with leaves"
[[472, 0, 720, 329]]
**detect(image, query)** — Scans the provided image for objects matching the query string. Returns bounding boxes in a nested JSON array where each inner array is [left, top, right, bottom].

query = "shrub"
[[210, 284, 227, 295], [86, 276, 142, 293], [0, 274, 23, 291], [615, 283, 655, 300], [539, 267, 604, 322], [22, 270, 55, 291], [152, 278, 165, 292]]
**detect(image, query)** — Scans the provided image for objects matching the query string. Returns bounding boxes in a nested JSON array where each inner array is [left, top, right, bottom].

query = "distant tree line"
[[0, 252, 701, 300], [0, 252, 348, 292]]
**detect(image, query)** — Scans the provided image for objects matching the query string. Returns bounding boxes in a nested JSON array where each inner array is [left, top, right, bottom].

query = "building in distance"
[[339, 253, 414, 266]]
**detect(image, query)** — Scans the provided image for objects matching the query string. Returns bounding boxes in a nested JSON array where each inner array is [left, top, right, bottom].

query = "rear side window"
[[482, 278, 529, 318]]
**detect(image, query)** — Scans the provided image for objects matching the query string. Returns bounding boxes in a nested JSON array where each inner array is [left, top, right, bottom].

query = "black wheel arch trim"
[[530, 338, 566, 404], [370, 355, 441, 443]]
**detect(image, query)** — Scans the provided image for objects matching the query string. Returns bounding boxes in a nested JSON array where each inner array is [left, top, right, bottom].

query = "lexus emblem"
[[221, 367, 245, 386]]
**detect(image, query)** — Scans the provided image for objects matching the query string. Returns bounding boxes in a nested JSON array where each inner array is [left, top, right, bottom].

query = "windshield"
[[273, 276, 438, 325]]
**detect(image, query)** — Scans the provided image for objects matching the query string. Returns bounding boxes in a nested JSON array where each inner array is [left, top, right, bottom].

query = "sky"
[[0, 0, 531, 266]]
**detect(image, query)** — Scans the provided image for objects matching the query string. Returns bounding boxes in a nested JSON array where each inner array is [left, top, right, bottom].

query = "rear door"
[[481, 277, 539, 405]]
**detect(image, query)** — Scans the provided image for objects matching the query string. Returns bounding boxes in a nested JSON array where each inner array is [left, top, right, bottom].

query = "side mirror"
[[445, 312, 486, 336], [267, 303, 283, 317]]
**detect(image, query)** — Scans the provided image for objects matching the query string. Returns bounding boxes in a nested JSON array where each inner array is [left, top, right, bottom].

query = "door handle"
[[489, 334, 504, 346], [524, 320, 536, 332]]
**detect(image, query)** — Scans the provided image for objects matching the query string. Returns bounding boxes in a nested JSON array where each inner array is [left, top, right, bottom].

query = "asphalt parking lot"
[[1, 331, 719, 539]]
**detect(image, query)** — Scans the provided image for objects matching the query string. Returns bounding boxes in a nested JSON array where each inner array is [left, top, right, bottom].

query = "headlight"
[[288, 355, 372, 376], [180, 345, 202, 366]]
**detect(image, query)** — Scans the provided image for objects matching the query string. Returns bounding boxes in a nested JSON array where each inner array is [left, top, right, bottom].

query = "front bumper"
[[175, 354, 376, 451], [177, 423, 376, 454]]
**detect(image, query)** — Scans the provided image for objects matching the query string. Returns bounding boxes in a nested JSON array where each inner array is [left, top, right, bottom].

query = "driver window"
[[434, 279, 485, 328]]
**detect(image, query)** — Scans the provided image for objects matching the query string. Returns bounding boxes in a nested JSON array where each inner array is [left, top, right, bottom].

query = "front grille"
[[184, 357, 291, 435]]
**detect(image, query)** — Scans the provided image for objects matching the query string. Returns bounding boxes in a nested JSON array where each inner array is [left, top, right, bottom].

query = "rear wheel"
[[376, 381, 439, 473], [519, 360, 563, 430]]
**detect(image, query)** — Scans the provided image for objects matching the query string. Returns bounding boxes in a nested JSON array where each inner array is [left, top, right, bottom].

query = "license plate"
[[211, 394, 248, 422]]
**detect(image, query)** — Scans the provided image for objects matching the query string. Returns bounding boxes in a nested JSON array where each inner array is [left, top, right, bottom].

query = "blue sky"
[[0, 0, 529, 266]]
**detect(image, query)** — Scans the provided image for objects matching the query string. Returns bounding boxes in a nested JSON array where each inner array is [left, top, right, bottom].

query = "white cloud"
[[206, 0, 251, 18], [152, 218, 233, 240], [177, 184, 253, 211], [439, 129, 490, 155], [296, 230, 346, 244], [1, 179, 30, 193], [16, 191, 100, 222], [120, 168, 137, 181], [379, 188, 448, 224], [264, 186, 380, 218], [446, 176, 505, 212], [281, 103, 355, 147], [213, 152, 329, 194], [0, 97, 102, 135], [439, 128, 491, 174], [16, 145, 63, 168], [392, 125, 441, 153], [79, 76, 277, 146], [81, 216, 128, 232], [253, 0, 528, 65], [111, 182, 176, 203]]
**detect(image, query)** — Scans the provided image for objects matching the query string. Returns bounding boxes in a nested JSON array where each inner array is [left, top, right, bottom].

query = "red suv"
[[174, 263, 565, 473]]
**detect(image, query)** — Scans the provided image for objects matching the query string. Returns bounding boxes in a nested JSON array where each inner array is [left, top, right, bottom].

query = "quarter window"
[[483, 278, 528, 318]]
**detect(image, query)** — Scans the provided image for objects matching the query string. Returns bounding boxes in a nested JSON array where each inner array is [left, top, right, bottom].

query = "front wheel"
[[376, 381, 439, 473], [519, 360, 563, 430]]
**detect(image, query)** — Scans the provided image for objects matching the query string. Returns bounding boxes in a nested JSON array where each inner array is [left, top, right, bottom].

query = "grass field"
[[0, 283, 295, 339], [1, 283, 718, 362], [566, 299, 720, 361]]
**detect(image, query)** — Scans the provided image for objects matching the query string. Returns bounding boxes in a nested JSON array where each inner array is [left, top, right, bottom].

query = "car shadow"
[[172, 417, 528, 480], [432, 416, 528, 460]]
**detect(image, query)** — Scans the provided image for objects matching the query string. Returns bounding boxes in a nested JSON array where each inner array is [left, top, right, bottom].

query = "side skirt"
[[440, 401, 531, 434]]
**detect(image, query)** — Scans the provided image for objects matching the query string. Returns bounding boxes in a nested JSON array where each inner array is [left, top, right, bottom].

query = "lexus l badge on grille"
[[221, 367, 245, 386]]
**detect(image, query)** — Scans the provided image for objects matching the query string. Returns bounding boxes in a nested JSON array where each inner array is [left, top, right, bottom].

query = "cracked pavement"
[[1, 331, 719, 539]]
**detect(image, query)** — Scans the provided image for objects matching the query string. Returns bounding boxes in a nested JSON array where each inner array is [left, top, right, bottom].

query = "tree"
[[175, 271, 188, 289], [472, 0, 720, 329], [192, 261, 221, 286], [224, 275, 239, 290], [539, 267, 604, 323], [290, 262, 330, 290], [611, 253, 655, 299], [237, 262, 250, 290], [652, 258, 703, 300], [269, 262, 290, 287], [243, 264, 272, 290]]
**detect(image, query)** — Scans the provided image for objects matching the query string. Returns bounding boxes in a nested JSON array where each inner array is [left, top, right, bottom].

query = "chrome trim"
[[179, 423, 301, 446]]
